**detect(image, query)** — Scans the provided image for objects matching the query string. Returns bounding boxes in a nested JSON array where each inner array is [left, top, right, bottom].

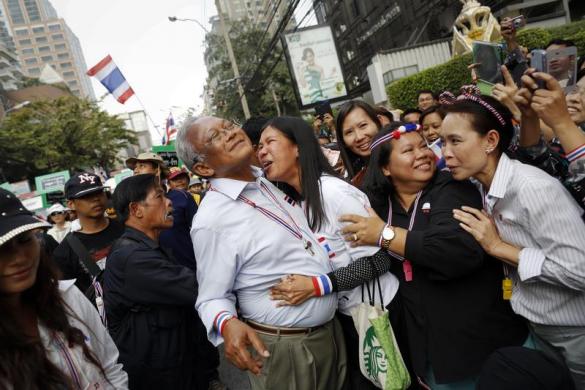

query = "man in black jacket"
[[103, 173, 200, 389]]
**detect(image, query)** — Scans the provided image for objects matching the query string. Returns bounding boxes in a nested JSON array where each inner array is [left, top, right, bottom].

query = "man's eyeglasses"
[[203, 120, 241, 149]]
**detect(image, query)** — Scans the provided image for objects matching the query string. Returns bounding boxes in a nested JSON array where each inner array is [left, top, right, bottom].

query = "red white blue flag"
[[163, 113, 177, 145], [87, 55, 134, 104]]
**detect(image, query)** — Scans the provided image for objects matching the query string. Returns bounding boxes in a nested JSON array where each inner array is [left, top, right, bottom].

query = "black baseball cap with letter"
[[64, 172, 107, 200]]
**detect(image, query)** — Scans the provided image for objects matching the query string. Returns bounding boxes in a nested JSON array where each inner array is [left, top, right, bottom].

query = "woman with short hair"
[[441, 93, 585, 388]]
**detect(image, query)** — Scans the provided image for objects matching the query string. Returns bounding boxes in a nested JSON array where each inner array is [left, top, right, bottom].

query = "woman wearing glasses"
[[46, 203, 71, 243]]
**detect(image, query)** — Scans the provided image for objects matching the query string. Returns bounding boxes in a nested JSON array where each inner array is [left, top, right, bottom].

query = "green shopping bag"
[[352, 278, 411, 390]]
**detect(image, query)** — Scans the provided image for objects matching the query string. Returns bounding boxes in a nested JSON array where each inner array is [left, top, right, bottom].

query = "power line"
[[226, 0, 302, 113], [227, 0, 313, 113]]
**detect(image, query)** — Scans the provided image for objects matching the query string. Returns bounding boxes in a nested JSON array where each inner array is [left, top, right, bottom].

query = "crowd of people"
[[1, 16, 584, 390]]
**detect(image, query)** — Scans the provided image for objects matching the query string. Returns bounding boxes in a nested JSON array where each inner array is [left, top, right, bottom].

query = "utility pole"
[[215, 0, 251, 119], [270, 85, 281, 116]]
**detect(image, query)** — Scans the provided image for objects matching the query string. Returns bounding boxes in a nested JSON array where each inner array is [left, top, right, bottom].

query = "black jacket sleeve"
[[405, 177, 487, 280], [122, 247, 197, 306], [327, 249, 393, 292]]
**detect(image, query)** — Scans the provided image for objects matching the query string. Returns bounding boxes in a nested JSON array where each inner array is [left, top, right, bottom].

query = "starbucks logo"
[[363, 326, 387, 380]]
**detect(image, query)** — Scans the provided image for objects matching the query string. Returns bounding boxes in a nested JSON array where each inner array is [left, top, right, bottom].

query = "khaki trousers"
[[247, 318, 347, 390]]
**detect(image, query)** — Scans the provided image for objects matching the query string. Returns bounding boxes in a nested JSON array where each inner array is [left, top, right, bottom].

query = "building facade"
[[202, 0, 296, 114], [115, 110, 153, 168], [2, 0, 95, 99], [313, 0, 579, 97], [0, 0, 22, 92]]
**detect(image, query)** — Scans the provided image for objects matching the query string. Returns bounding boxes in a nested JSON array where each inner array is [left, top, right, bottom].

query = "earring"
[[485, 148, 493, 154]]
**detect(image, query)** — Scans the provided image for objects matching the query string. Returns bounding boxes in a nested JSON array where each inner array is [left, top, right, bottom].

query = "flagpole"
[[132, 94, 163, 139]]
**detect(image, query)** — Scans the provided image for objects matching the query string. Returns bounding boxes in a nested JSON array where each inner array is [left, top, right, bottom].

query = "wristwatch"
[[380, 225, 395, 251]]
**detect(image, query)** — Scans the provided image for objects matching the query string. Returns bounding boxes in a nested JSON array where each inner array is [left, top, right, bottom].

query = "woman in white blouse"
[[257, 116, 400, 389], [0, 188, 127, 389], [442, 93, 585, 388]]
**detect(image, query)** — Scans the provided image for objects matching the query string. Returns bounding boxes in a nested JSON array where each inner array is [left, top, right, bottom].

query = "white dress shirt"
[[313, 175, 399, 315], [191, 171, 337, 345], [480, 154, 585, 326]]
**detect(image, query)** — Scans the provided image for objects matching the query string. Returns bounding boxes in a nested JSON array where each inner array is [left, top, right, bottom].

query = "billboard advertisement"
[[283, 25, 348, 109]]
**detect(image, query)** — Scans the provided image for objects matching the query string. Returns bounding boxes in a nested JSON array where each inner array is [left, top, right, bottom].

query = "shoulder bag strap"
[[66, 234, 101, 277]]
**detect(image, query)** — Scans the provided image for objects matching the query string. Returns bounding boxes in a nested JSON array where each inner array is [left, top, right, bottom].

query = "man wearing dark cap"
[[53, 172, 124, 293]]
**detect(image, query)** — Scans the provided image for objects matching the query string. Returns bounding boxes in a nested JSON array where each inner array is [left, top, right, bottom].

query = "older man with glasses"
[[176, 116, 347, 390]]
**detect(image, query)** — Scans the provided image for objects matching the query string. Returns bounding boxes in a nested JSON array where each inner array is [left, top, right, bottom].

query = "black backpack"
[[66, 234, 107, 325]]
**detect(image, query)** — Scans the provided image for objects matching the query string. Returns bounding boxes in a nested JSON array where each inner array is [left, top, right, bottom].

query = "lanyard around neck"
[[210, 181, 304, 242], [386, 191, 423, 261]]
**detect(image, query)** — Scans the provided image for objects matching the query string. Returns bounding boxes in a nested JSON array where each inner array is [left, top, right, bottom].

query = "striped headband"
[[369, 123, 421, 151], [439, 90, 506, 127]]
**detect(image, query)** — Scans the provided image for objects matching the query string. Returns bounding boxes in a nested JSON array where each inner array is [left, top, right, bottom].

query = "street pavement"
[[217, 344, 251, 390]]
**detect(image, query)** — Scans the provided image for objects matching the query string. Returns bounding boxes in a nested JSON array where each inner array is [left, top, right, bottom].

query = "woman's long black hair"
[[334, 100, 382, 179], [262, 116, 338, 232], [0, 234, 108, 389]]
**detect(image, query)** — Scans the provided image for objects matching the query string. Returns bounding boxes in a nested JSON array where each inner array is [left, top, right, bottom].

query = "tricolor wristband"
[[214, 310, 236, 337], [311, 275, 333, 296], [564, 143, 585, 163]]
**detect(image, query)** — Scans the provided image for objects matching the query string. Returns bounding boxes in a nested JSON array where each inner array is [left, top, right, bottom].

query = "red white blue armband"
[[214, 310, 236, 336], [311, 275, 333, 296]]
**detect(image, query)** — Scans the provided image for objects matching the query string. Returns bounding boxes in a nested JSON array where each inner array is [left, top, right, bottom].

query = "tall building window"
[[7, 0, 25, 24], [54, 43, 66, 50], [21, 47, 34, 55], [35, 36, 48, 43], [28, 67, 40, 75], [24, 57, 37, 65], [15, 29, 28, 36], [52, 33, 63, 40], [60, 62, 72, 69], [38, 45, 50, 52], [57, 52, 68, 59], [18, 38, 32, 45], [32, 26, 45, 34], [41, 55, 53, 61], [24, 0, 41, 22], [48, 24, 61, 32], [62, 70, 75, 78]]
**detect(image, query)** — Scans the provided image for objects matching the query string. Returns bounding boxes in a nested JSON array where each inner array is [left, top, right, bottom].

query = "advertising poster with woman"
[[283, 25, 348, 108]]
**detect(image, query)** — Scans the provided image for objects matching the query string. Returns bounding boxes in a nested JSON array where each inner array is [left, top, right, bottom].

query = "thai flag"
[[87, 55, 134, 104], [428, 139, 446, 170], [318, 237, 336, 259], [165, 113, 177, 145]]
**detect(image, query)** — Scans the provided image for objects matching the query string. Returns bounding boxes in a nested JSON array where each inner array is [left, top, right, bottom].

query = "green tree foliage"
[[0, 96, 136, 182], [205, 20, 300, 121], [386, 20, 585, 109]]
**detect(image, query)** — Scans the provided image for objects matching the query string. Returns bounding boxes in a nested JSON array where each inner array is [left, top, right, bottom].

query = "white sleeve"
[[192, 227, 239, 346], [66, 286, 129, 389], [334, 189, 380, 260], [516, 178, 585, 290]]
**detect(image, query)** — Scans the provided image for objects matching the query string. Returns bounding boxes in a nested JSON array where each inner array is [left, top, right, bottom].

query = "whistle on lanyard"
[[502, 278, 513, 300]]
